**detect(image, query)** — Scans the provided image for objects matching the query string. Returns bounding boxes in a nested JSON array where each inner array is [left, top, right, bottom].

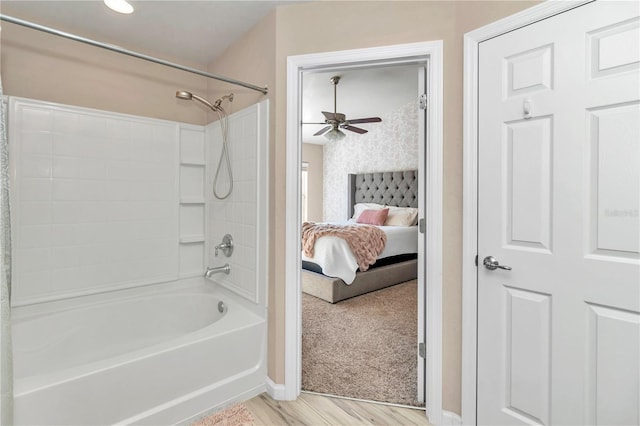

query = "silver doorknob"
[[483, 256, 512, 271]]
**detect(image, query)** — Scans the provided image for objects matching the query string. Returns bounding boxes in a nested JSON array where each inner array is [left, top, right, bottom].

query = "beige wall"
[[302, 143, 324, 222], [0, 22, 209, 125], [207, 0, 539, 415]]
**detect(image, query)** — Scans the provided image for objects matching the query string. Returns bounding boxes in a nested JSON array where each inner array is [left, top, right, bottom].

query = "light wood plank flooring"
[[244, 392, 432, 426]]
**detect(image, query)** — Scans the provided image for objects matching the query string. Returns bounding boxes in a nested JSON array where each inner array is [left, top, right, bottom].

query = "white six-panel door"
[[477, 1, 639, 424]]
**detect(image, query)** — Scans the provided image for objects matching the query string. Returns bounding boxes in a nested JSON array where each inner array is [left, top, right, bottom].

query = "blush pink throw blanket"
[[301, 222, 387, 271]]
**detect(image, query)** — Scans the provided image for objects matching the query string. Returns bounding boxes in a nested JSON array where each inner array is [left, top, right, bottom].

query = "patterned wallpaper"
[[323, 101, 419, 221]]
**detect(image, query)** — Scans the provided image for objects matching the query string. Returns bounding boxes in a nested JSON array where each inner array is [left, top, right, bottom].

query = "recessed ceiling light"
[[104, 0, 134, 14]]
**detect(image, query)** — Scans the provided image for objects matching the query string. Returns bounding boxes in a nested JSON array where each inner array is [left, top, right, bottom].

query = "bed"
[[301, 170, 418, 303]]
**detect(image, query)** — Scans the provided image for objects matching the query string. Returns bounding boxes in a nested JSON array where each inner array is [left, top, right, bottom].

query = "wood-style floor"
[[244, 392, 432, 426]]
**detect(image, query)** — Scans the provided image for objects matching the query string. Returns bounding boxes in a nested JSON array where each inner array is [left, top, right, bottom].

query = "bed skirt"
[[301, 258, 418, 303]]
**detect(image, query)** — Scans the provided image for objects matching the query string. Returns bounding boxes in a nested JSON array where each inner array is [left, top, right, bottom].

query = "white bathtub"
[[11, 278, 267, 425]]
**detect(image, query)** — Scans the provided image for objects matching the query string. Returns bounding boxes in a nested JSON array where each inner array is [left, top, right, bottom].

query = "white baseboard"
[[442, 410, 462, 426], [266, 377, 288, 400]]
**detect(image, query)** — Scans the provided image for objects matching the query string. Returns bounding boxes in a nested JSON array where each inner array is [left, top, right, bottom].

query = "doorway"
[[300, 65, 423, 406], [284, 41, 444, 424]]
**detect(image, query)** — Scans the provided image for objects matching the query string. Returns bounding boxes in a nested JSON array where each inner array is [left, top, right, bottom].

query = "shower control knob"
[[215, 234, 234, 257]]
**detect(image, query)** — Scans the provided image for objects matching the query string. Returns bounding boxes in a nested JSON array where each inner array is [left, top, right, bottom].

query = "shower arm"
[[214, 94, 234, 109]]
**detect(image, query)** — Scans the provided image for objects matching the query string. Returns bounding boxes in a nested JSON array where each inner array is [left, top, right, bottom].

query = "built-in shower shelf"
[[179, 125, 206, 278], [180, 198, 206, 204], [180, 235, 206, 244]]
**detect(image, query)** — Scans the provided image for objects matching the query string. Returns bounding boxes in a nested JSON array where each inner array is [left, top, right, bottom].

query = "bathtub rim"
[[13, 277, 264, 395], [12, 276, 223, 321], [15, 307, 263, 396]]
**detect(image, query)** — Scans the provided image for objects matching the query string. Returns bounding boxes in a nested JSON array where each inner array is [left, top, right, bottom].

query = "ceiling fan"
[[305, 75, 382, 140]]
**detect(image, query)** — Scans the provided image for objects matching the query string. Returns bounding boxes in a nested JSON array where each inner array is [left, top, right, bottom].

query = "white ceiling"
[[1, 1, 420, 132], [0, 0, 303, 65]]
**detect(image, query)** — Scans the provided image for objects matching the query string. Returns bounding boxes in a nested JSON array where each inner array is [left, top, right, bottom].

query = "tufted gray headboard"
[[347, 170, 418, 218]]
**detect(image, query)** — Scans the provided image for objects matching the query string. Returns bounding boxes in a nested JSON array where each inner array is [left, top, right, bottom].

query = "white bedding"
[[301, 221, 418, 284]]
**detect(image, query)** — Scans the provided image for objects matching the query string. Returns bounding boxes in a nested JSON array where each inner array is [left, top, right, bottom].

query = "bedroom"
[[299, 64, 423, 407]]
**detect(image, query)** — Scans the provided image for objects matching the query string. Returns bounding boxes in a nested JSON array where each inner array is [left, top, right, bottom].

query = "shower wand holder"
[[215, 234, 234, 257]]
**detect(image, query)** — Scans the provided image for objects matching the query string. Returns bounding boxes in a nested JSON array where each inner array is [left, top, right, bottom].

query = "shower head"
[[175, 91, 193, 100], [175, 90, 218, 112]]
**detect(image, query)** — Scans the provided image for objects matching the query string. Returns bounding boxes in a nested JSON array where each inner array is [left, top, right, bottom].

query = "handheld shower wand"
[[176, 90, 235, 199], [176, 91, 218, 111], [176, 91, 233, 111]]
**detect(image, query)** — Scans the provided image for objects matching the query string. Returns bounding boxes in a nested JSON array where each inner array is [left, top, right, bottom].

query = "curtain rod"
[[0, 14, 269, 95]]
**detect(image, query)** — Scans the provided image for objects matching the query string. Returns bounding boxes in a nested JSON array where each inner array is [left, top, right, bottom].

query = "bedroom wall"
[[302, 143, 324, 222], [323, 101, 419, 222], [204, 0, 541, 416]]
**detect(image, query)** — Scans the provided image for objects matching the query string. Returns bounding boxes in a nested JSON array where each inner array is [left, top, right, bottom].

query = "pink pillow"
[[356, 208, 389, 226]]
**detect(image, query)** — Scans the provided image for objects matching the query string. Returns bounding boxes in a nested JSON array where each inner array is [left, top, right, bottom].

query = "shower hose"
[[213, 106, 233, 200]]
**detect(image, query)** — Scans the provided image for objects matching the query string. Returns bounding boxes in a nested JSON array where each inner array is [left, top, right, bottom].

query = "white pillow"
[[384, 206, 419, 226], [351, 203, 385, 221]]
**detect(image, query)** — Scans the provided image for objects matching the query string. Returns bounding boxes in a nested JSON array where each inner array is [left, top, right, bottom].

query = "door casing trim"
[[462, 1, 592, 424], [284, 40, 443, 424]]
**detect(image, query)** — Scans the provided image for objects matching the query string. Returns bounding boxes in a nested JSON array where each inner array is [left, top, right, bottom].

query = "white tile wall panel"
[[180, 165, 205, 200], [179, 242, 205, 277], [10, 98, 180, 305], [180, 128, 206, 164], [21, 156, 52, 178], [20, 132, 53, 156], [207, 101, 268, 305], [179, 204, 205, 238]]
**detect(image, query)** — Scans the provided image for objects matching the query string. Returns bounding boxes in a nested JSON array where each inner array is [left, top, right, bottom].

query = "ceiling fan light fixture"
[[324, 128, 346, 141], [104, 0, 134, 14], [303, 74, 381, 140]]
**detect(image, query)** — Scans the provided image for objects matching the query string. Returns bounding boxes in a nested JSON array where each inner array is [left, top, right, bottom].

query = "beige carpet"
[[191, 403, 255, 426], [302, 279, 423, 407]]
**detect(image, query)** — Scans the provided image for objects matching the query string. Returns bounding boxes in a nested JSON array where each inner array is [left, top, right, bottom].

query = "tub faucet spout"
[[205, 264, 230, 278]]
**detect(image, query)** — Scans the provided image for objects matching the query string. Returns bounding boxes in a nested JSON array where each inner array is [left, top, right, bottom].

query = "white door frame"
[[284, 41, 444, 424], [461, 1, 592, 424]]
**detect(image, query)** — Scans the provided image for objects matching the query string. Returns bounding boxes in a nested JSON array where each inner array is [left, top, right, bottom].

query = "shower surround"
[[8, 97, 268, 424]]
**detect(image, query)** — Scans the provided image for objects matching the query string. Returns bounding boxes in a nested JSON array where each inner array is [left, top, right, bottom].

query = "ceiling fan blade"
[[313, 126, 332, 136], [302, 122, 328, 125], [342, 125, 368, 134], [347, 117, 382, 124]]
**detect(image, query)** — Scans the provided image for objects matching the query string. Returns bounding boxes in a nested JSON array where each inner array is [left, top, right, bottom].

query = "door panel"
[[505, 117, 553, 252], [505, 44, 554, 97], [586, 304, 640, 426], [477, 2, 640, 425], [588, 102, 639, 256], [504, 286, 551, 425]]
